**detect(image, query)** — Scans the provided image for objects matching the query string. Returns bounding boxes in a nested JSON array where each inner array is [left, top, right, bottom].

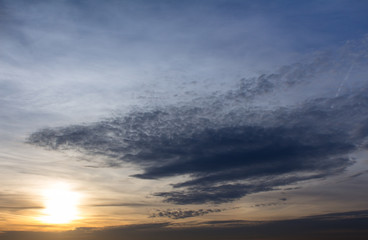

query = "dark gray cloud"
[[251, 198, 288, 208], [150, 208, 222, 219], [348, 170, 368, 179], [1, 210, 368, 240], [27, 39, 368, 204]]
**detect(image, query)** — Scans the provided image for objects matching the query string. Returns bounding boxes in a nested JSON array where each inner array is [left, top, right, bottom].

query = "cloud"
[[0, 206, 42, 212], [91, 203, 151, 207], [0, 193, 42, 213], [27, 38, 368, 204], [348, 170, 368, 179], [1, 210, 368, 240], [150, 208, 222, 219]]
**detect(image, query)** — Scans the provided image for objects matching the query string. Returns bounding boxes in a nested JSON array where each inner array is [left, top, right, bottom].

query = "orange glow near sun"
[[37, 183, 81, 224]]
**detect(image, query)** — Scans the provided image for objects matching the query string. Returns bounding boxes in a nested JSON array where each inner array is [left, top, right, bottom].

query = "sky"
[[1, 0, 368, 239]]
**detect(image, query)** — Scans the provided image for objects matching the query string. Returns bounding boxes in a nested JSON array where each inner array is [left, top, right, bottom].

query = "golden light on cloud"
[[38, 183, 81, 224]]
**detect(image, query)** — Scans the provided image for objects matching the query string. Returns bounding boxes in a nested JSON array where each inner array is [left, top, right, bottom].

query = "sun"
[[38, 183, 81, 224]]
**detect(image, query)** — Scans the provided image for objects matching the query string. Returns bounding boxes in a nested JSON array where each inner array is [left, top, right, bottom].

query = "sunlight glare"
[[38, 183, 80, 224]]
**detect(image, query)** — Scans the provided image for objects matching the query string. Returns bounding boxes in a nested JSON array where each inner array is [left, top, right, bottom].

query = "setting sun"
[[38, 184, 80, 224]]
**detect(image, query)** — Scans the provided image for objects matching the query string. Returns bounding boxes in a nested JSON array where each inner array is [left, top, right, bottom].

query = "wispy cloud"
[[150, 208, 222, 219]]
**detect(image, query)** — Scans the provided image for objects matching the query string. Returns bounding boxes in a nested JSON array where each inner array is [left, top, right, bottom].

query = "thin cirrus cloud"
[[27, 39, 368, 205]]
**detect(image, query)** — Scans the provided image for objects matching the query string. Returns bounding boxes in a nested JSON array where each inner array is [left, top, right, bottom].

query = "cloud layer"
[[1, 210, 368, 240], [28, 39, 368, 204]]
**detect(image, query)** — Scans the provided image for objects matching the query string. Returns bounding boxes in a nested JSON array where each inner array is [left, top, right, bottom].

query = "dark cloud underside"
[[28, 40, 368, 204]]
